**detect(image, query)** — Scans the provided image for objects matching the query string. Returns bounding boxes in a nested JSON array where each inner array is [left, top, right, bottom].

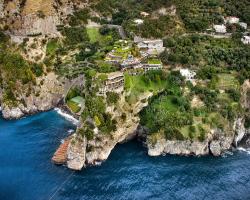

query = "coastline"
[[54, 107, 79, 126]]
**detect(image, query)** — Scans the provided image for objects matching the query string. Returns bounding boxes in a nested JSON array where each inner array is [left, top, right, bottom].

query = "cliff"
[[147, 124, 239, 157], [0, 0, 89, 36], [1, 72, 64, 119], [147, 80, 250, 157], [66, 92, 152, 170]]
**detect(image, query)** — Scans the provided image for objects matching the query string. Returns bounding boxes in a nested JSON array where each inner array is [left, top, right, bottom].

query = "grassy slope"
[[86, 27, 102, 43]]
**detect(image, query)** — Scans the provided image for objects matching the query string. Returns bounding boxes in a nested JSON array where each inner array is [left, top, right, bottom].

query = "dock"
[[52, 138, 70, 165]]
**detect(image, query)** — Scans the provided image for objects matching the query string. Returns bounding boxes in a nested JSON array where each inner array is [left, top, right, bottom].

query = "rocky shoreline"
[[0, 73, 64, 120], [1, 80, 249, 171]]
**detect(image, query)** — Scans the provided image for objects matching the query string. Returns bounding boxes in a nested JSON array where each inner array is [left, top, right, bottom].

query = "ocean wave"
[[237, 147, 250, 155], [222, 151, 234, 158], [68, 129, 75, 134], [54, 108, 79, 125]]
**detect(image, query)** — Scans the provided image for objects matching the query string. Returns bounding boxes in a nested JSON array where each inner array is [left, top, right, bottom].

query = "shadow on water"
[[0, 111, 250, 200]]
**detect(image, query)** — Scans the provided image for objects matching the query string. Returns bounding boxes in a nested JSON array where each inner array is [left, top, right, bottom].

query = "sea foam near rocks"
[[238, 147, 250, 155], [54, 108, 79, 125]]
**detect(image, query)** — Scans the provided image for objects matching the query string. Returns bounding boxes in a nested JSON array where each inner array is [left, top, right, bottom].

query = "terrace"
[[99, 71, 125, 95]]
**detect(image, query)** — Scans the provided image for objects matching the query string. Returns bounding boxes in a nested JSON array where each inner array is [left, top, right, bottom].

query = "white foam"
[[237, 147, 250, 155], [222, 151, 233, 158], [54, 108, 79, 125], [67, 129, 75, 134]]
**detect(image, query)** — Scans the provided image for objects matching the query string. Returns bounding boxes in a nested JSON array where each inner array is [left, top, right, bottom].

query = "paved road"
[[106, 24, 127, 39], [63, 74, 85, 102]]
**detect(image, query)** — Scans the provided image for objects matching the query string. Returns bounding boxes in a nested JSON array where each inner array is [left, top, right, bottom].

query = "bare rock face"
[[147, 123, 239, 157], [209, 141, 221, 156], [234, 118, 246, 146], [241, 80, 250, 110], [147, 133, 209, 156], [1, 0, 89, 37], [67, 135, 87, 170], [0, 0, 4, 18], [209, 136, 233, 156], [1, 73, 64, 119], [14, 15, 60, 36]]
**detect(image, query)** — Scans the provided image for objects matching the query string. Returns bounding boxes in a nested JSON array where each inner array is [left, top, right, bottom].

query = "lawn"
[[86, 27, 102, 43], [125, 74, 167, 104], [46, 39, 59, 55], [217, 73, 240, 90], [71, 96, 84, 106], [67, 100, 81, 113], [154, 95, 179, 112], [147, 58, 162, 64]]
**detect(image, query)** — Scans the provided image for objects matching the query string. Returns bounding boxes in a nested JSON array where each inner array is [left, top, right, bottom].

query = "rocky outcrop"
[[147, 132, 209, 156], [65, 92, 153, 170], [241, 80, 250, 110], [1, 73, 64, 119], [1, 0, 89, 37], [147, 120, 243, 157], [209, 136, 233, 156], [148, 138, 209, 156], [0, 0, 4, 18], [67, 135, 87, 170], [233, 118, 246, 146]]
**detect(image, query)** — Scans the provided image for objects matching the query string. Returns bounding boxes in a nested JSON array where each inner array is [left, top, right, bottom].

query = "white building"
[[133, 19, 144, 25], [180, 69, 196, 81], [99, 72, 124, 95], [241, 36, 250, 45], [239, 22, 248, 30], [213, 24, 227, 34], [225, 16, 240, 24], [143, 64, 163, 72], [134, 37, 165, 56]]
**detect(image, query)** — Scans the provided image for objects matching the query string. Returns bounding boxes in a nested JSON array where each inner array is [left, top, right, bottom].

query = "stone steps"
[[52, 138, 70, 165]]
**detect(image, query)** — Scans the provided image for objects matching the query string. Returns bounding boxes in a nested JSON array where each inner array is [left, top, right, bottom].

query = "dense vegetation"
[[140, 69, 243, 141], [0, 32, 44, 106], [91, 0, 250, 38], [161, 35, 250, 83]]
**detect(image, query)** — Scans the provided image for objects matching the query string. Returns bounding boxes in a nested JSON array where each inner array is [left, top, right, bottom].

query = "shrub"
[[245, 116, 250, 128], [227, 89, 241, 102], [61, 27, 89, 45], [106, 92, 119, 105], [198, 126, 206, 142]]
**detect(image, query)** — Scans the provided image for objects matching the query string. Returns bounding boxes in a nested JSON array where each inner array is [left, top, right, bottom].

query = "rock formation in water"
[[66, 92, 152, 170]]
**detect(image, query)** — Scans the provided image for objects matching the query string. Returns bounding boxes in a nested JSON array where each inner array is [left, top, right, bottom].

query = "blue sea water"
[[0, 111, 250, 200]]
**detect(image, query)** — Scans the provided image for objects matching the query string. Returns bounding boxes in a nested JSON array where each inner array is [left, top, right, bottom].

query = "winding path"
[[63, 74, 85, 103], [106, 24, 127, 39]]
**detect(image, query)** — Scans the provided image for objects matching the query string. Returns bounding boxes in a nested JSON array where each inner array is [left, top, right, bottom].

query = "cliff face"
[[147, 80, 250, 157], [1, 72, 64, 119], [146, 121, 245, 157], [238, 80, 250, 149], [0, 0, 89, 36], [66, 92, 153, 170]]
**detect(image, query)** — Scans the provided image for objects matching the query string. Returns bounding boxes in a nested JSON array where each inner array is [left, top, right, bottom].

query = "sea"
[[0, 110, 250, 200]]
